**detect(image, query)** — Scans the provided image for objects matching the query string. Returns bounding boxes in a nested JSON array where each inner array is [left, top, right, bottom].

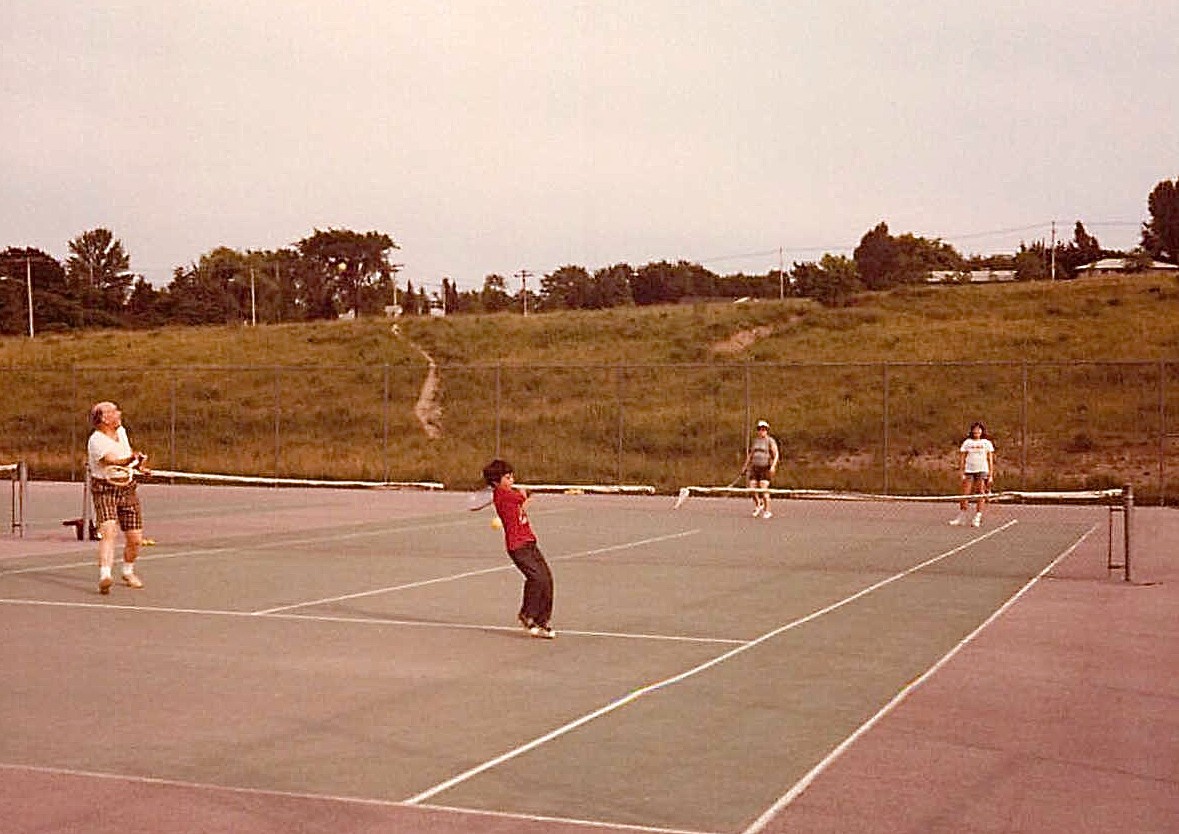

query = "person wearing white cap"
[[743, 420, 780, 518]]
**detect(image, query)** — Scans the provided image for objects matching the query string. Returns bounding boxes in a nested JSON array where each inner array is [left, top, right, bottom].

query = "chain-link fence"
[[3, 360, 1175, 501]]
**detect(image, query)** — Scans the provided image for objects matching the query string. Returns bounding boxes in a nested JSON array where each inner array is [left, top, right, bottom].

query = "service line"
[[254, 529, 700, 615]]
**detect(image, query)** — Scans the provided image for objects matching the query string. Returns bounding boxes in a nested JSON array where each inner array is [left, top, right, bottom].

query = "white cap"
[[756, 420, 769, 429]]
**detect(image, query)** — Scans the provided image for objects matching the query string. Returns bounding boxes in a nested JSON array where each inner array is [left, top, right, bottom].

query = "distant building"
[[927, 270, 1016, 284], [1082, 257, 1179, 274]]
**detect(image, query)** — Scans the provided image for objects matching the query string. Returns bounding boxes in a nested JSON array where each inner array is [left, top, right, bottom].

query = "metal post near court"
[[1107, 483, 1133, 583], [82, 467, 94, 536], [9, 461, 27, 537], [1123, 482, 1133, 583]]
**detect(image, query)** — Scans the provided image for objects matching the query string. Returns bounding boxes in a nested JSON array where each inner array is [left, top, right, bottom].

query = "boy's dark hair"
[[482, 458, 514, 486]]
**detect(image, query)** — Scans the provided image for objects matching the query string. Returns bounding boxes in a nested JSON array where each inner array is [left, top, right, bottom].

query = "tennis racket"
[[466, 486, 495, 511], [105, 453, 147, 487], [727, 469, 749, 488], [673, 469, 747, 509]]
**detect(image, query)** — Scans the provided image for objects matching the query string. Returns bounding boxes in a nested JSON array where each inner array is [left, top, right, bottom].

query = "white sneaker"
[[528, 625, 556, 639], [949, 514, 966, 526], [971, 513, 982, 527], [752, 506, 763, 517], [762, 509, 773, 519]]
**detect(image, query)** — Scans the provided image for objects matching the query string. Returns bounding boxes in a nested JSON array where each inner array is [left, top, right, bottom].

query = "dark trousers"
[[508, 541, 554, 627]]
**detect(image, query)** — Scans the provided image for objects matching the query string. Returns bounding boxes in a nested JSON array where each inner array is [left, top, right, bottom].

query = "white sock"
[[100, 566, 112, 580], [122, 563, 136, 577]]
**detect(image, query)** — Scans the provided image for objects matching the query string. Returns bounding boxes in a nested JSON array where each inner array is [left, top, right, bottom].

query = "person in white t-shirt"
[[950, 421, 995, 528], [87, 401, 150, 594]]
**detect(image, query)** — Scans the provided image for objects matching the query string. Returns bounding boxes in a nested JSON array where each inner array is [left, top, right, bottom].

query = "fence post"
[[273, 367, 282, 476], [744, 363, 752, 445], [170, 375, 177, 471], [495, 364, 502, 457], [70, 365, 78, 482], [383, 363, 390, 482], [882, 363, 890, 493], [616, 365, 625, 484], [1021, 360, 1028, 488], [1159, 360, 1166, 506]]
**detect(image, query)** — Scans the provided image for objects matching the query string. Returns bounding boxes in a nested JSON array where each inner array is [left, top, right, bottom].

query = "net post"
[[82, 467, 94, 536], [10, 461, 27, 537], [1123, 482, 1133, 583]]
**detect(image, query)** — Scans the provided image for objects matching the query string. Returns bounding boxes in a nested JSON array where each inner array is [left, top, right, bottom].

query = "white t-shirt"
[[959, 437, 994, 474], [88, 426, 132, 481]]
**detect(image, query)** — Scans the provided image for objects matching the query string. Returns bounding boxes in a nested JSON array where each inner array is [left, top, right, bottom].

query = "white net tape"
[[148, 469, 444, 490], [673, 485, 1125, 508]]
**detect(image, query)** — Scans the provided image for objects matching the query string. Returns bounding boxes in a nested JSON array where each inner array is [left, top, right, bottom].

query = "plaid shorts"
[[91, 479, 143, 531]]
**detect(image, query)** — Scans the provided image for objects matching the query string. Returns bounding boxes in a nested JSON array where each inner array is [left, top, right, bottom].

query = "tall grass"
[[2, 275, 1177, 499]]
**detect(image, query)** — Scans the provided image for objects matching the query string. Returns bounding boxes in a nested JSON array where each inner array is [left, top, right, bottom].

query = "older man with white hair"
[[87, 401, 149, 594]]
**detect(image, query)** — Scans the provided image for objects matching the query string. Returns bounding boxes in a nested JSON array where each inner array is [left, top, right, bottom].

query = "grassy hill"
[[2, 273, 1177, 499]]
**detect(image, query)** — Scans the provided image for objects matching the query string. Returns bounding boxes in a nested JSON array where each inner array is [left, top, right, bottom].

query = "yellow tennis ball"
[[490, 516, 503, 529]]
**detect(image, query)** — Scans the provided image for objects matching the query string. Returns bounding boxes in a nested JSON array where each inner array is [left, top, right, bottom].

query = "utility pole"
[[249, 267, 257, 326], [1050, 221, 1057, 281], [515, 269, 533, 316], [778, 246, 785, 300], [26, 256, 34, 338]]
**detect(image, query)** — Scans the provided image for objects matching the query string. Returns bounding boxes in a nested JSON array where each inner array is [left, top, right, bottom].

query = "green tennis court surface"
[[0, 483, 1114, 833]]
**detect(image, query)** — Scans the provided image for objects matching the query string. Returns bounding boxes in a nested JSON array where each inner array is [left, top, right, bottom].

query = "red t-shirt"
[[493, 486, 536, 552]]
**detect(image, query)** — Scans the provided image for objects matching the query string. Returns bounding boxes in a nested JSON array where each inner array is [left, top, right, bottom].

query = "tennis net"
[[672, 482, 1134, 581], [2, 461, 27, 537], [146, 470, 445, 490], [66, 467, 447, 542]]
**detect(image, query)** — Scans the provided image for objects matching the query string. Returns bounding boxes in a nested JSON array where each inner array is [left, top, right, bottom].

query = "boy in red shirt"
[[482, 459, 556, 639]]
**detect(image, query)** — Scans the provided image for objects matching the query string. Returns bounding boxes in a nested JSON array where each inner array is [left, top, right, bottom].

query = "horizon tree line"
[[3, 178, 1177, 335]]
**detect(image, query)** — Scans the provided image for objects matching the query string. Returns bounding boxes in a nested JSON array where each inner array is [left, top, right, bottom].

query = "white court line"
[[254, 529, 701, 615], [0, 762, 714, 834], [415, 801, 720, 834], [0, 511, 569, 578], [739, 521, 1096, 834], [0, 597, 736, 645], [405, 520, 1019, 805]]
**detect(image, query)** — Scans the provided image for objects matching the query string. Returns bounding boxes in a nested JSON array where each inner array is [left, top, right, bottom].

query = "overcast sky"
[[3, 1, 1176, 291]]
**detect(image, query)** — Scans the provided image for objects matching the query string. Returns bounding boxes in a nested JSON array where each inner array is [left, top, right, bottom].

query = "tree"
[[66, 228, 131, 324], [854, 222, 964, 289], [853, 222, 896, 290], [630, 260, 717, 305], [792, 254, 861, 306], [1013, 243, 1049, 281], [1054, 221, 1103, 278], [440, 278, 460, 314], [0, 248, 75, 334], [480, 274, 512, 312], [540, 265, 593, 310], [164, 248, 250, 325], [1142, 178, 1179, 262], [125, 276, 166, 328], [590, 263, 634, 308], [295, 228, 399, 318]]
